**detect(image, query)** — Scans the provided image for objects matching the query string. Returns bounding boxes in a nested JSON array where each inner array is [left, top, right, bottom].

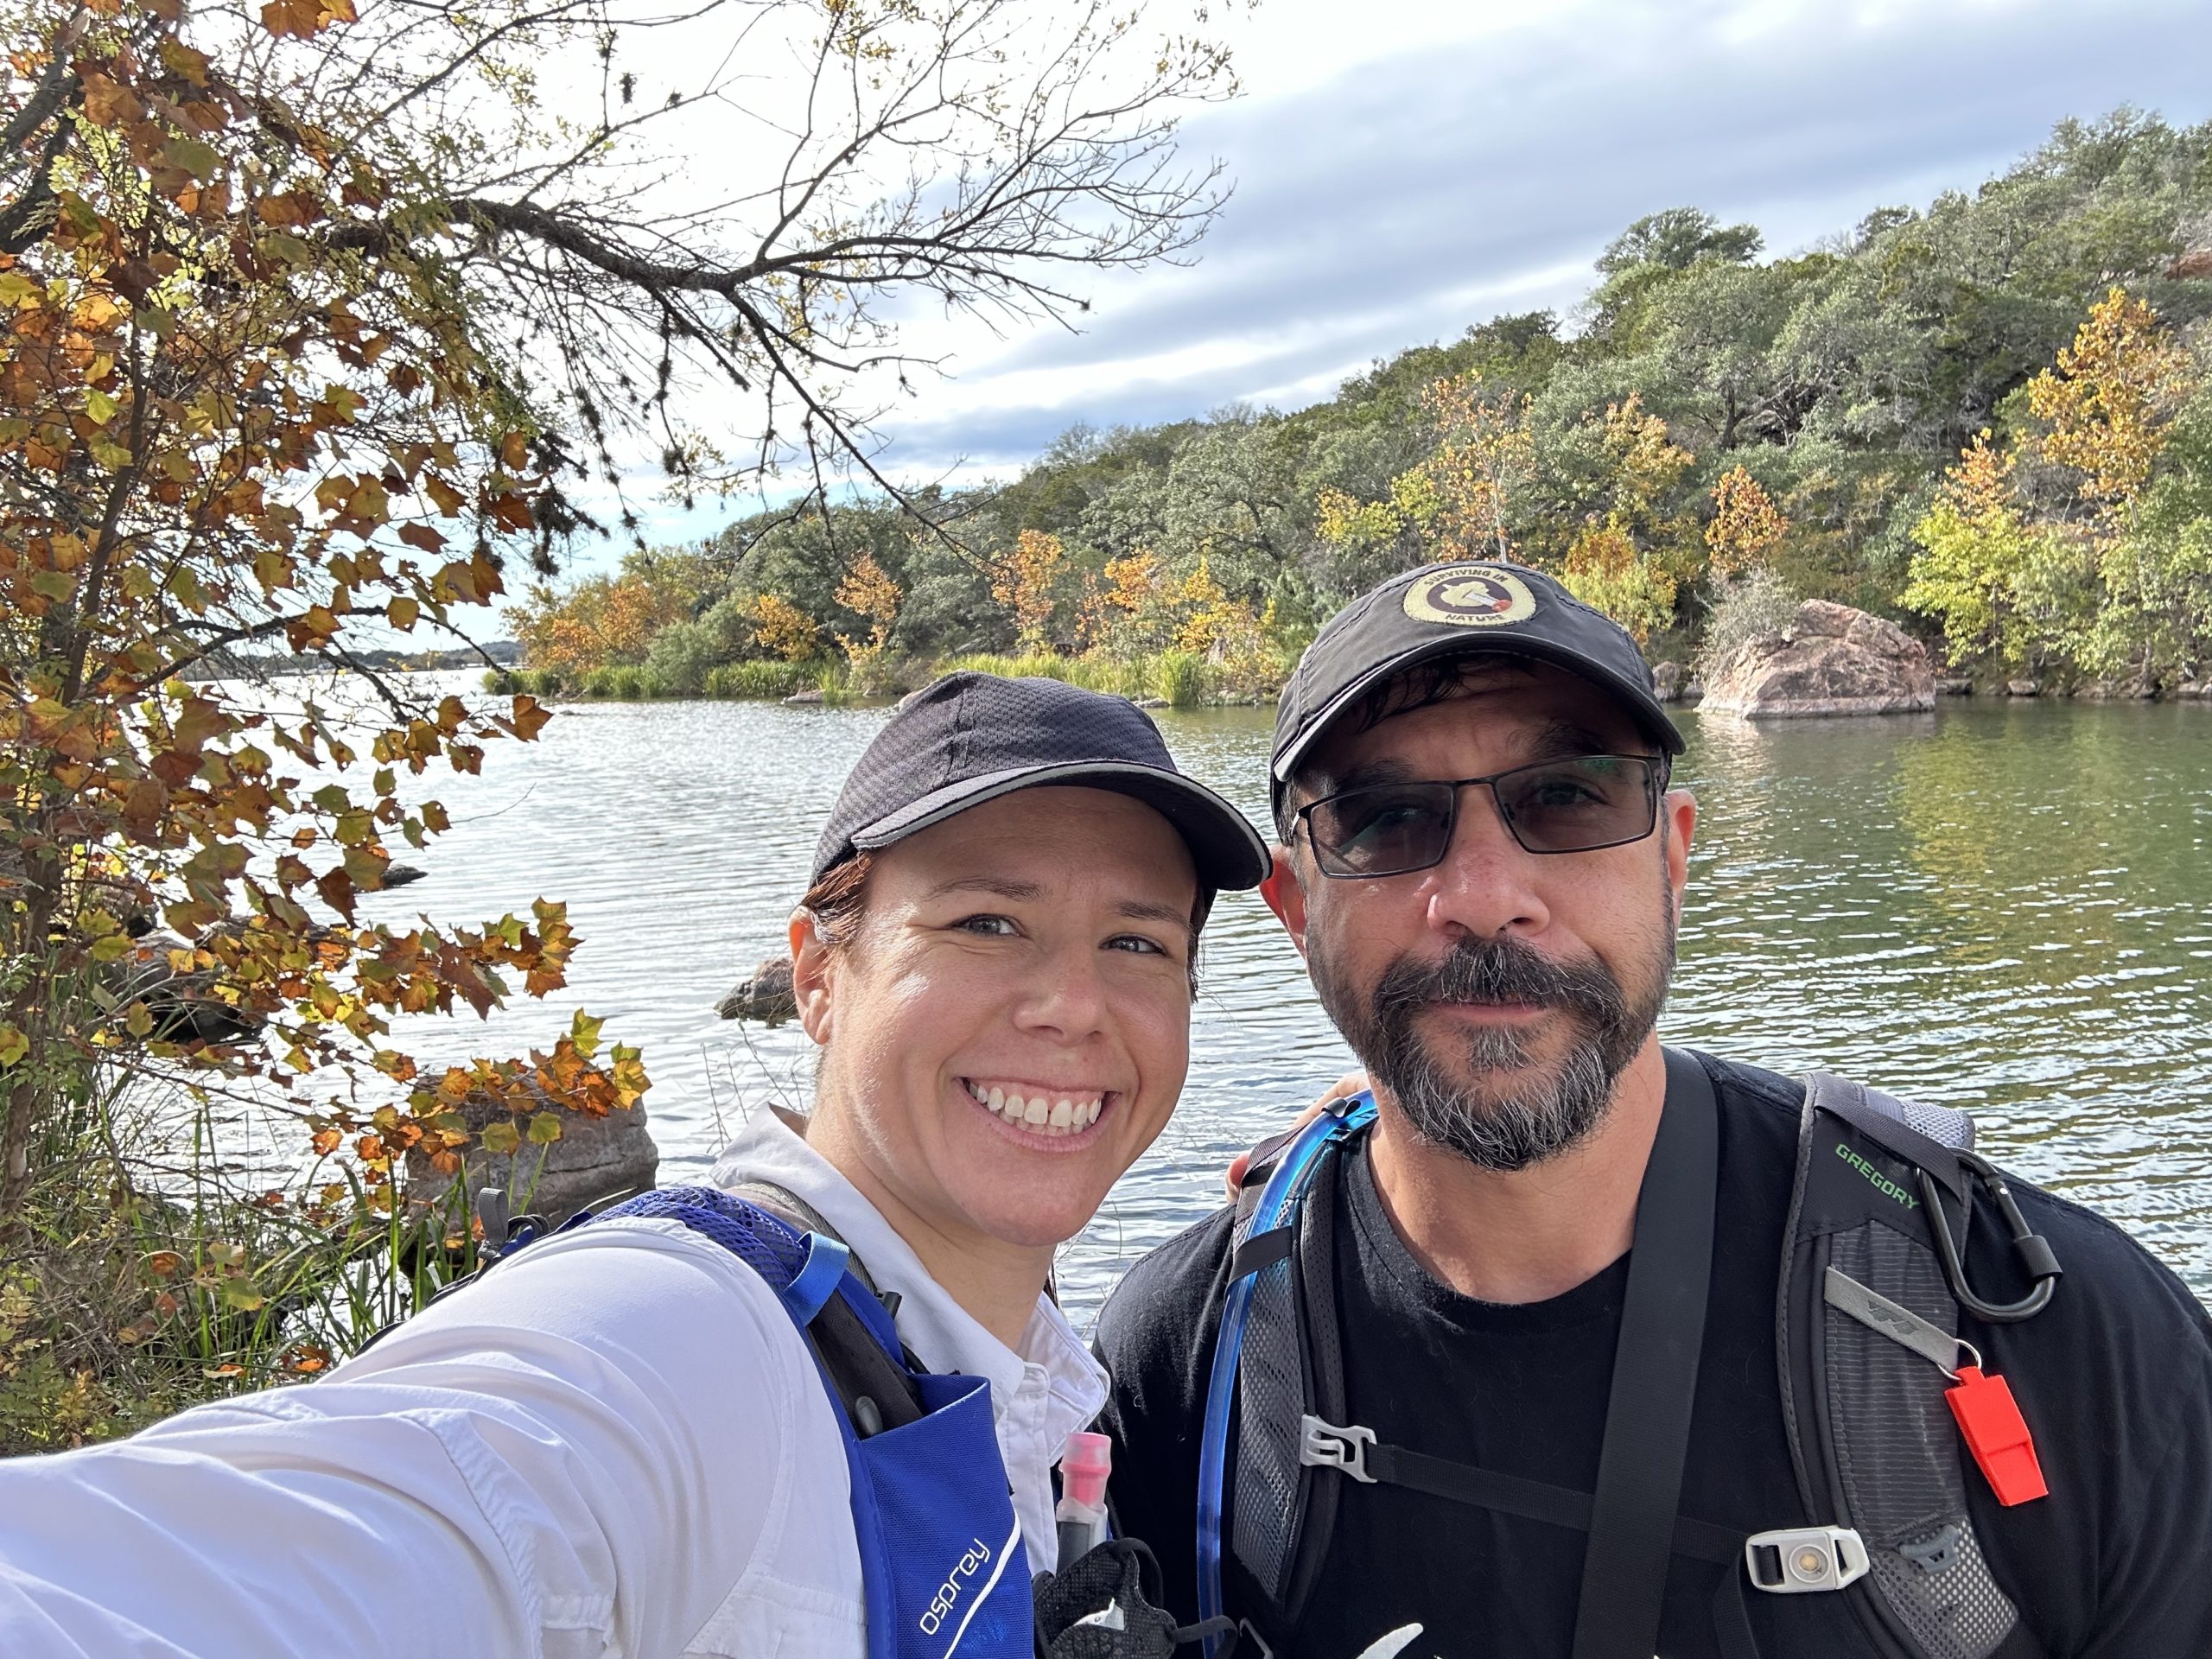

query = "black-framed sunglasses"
[[1295, 753, 1669, 878]]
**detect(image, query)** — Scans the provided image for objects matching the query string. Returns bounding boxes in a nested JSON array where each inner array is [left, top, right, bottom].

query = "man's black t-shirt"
[[1093, 1054, 2212, 1659]]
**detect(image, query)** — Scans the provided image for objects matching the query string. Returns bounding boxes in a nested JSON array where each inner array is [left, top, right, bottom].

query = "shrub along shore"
[[486, 647, 1243, 709]]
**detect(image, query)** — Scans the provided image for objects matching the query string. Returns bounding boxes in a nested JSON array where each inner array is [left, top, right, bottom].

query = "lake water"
[[353, 687, 2212, 1322]]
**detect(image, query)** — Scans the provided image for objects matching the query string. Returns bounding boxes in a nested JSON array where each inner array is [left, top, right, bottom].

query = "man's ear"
[[1661, 787, 1696, 907], [788, 908, 837, 1045], [1259, 845, 1310, 960]]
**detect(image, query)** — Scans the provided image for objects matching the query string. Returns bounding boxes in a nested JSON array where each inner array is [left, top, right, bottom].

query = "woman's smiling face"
[[792, 785, 1201, 1254]]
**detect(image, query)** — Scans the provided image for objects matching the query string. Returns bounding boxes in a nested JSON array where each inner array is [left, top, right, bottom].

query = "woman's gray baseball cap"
[[813, 671, 1270, 889], [1272, 560, 1686, 787]]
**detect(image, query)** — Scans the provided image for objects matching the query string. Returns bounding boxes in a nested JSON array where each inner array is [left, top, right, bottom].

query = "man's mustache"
[[1371, 936, 1628, 1025]]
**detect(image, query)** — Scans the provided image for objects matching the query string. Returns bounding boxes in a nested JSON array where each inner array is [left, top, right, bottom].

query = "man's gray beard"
[[1309, 890, 1675, 1173], [1378, 1014, 1625, 1171]]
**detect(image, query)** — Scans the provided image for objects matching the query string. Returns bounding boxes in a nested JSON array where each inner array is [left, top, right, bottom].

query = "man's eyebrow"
[[1518, 720, 1620, 761], [1300, 723, 1629, 800], [1305, 755, 1418, 799], [922, 875, 1046, 903]]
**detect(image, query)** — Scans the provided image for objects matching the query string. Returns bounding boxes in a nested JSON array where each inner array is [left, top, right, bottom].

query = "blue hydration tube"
[[1195, 1093, 1376, 1655]]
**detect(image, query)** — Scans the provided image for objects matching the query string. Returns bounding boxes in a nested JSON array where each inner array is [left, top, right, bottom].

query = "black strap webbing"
[[1229, 1224, 1294, 1283], [734, 1180, 925, 1433], [1338, 1436, 1759, 1659], [1569, 1047, 1720, 1659], [1362, 1442, 1740, 1564]]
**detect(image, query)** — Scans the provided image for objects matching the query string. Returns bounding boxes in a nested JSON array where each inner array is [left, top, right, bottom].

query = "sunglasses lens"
[[1308, 783, 1456, 876], [1496, 757, 1656, 852]]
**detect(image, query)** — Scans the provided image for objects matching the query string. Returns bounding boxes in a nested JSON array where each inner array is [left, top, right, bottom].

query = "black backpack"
[[1201, 1057, 2061, 1659]]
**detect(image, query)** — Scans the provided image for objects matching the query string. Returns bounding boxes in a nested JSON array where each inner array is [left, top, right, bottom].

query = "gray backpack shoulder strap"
[[1806, 1070, 1976, 1154], [728, 1178, 883, 1299], [1777, 1072, 2018, 1659]]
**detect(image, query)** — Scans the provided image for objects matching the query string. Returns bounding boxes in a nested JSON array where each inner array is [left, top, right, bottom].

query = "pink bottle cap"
[[1061, 1431, 1113, 1508]]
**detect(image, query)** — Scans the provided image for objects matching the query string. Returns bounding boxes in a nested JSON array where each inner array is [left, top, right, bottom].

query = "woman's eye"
[[1105, 933, 1169, 956], [955, 914, 1019, 937]]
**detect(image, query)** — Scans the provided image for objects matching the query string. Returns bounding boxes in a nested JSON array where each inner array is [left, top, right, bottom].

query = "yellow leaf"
[[480, 1119, 520, 1156], [526, 1111, 564, 1145], [0, 1024, 28, 1065]]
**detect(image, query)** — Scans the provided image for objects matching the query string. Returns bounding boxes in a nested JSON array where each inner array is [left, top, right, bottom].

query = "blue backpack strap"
[[1197, 1094, 1376, 1656], [588, 1185, 1035, 1659], [786, 1231, 855, 1325]]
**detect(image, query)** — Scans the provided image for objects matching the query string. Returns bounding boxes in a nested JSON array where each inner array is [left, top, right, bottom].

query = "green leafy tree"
[[1596, 207, 1765, 275], [1904, 434, 2092, 675]]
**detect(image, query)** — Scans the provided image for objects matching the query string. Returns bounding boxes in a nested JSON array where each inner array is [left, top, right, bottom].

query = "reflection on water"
[[362, 689, 2212, 1320]]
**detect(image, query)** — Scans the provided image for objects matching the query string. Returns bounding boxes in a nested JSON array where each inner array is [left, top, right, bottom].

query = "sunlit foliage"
[[1907, 289, 2212, 683], [1705, 466, 1789, 578], [990, 529, 1067, 651]]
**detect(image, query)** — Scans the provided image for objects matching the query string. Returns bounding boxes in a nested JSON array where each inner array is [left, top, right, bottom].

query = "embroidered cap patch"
[[1402, 564, 1537, 628]]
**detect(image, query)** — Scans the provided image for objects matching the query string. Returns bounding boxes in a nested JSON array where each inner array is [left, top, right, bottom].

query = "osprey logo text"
[[917, 1537, 992, 1637], [1402, 564, 1537, 627], [918, 1513, 1021, 1657]]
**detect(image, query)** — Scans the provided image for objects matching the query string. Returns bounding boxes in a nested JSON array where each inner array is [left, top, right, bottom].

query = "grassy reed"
[[485, 648, 1272, 709], [933, 652, 1149, 697], [1, 1090, 484, 1452], [486, 662, 827, 702]]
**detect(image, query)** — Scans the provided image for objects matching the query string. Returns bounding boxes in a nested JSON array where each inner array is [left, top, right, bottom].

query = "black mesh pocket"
[[1231, 1251, 1307, 1604], [1825, 1223, 2018, 1659]]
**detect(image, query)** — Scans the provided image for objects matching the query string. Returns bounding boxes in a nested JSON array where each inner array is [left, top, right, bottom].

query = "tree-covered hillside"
[[510, 111, 2212, 699]]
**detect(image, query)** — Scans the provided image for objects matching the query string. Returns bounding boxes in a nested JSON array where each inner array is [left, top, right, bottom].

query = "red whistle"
[[1946, 1365, 2048, 1506]]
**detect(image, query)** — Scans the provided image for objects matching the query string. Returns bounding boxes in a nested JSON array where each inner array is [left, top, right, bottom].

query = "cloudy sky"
[[610, 0, 2212, 551]]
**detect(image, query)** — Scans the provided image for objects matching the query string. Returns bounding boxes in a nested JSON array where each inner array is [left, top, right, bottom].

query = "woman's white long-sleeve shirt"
[[0, 1109, 1109, 1658]]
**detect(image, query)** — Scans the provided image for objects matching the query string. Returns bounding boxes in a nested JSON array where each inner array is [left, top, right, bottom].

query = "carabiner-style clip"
[[1917, 1149, 2063, 1324]]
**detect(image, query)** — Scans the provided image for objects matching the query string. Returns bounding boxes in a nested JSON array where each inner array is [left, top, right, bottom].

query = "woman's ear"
[[788, 908, 837, 1045]]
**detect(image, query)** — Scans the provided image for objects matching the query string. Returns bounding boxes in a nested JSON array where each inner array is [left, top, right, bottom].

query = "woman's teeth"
[[963, 1080, 1105, 1136]]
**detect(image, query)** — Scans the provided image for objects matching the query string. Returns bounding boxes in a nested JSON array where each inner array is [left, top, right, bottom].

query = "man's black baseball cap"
[[1272, 560, 1686, 788], [813, 671, 1269, 889]]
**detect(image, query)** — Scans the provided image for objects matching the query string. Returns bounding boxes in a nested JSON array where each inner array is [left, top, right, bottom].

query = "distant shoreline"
[[182, 642, 523, 681]]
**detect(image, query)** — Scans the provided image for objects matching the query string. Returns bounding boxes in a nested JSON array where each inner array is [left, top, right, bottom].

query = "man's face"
[[1262, 659, 1695, 1170]]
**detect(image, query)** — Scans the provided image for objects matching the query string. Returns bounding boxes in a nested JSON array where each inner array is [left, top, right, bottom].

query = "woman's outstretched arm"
[[0, 1217, 829, 1659]]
